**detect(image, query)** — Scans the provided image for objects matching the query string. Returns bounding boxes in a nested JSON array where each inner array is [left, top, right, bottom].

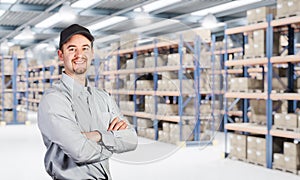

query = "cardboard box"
[[126, 58, 144, 69], [137, 118, 153, 128], [229, 77, 263, 92], [247, 9, 256, 24], [230, 146, 238, 157], [180, 29, 211, 43], [284, 142, 300, 156], [229, 133, 237, 146], [247, 148, 256, 162], [145, 55, 167, 67], [137, 127, 146, 137], [287, 0, 300, 15], [285, 114, 298, 129], [277, 0, 288, 17], [158, 130, 170, 142], [169, 123, 193, 141], [145, 128, 155, 139], [256, 137, 266, 150], [274, 113, 285, 127], [162, 122, 170, 132], [157, 103, 178, 115], [284, 155, 300, 170], [136, 80, 153, 90], [236, 134, 247, 147], [273, 153, 285, 168], [237, 146, 247, 159], [256, 150, 266, 164], [247, 136, 257, 149], [167, 79, 194, 93], [167, 53, 194, 66], [255, 6, 276, 22]]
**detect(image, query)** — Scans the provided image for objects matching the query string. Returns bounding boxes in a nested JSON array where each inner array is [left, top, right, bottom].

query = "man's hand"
[[82, 131, 101, 142], [107, 117, 128, 131]]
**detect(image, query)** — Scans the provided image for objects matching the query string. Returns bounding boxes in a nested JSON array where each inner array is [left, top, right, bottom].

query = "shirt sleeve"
[[98, 93, 138, 153], [38, 91, 111, 164]]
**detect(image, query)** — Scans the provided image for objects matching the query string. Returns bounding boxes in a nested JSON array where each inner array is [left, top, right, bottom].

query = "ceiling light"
[[71, 0, 102, 8], [131, 19, 180, 33], [0, 40, 9, 55], [1, 0, 17, 4], [35, 13, 61, 28], [191, 0, 262, 16], [137, 38, 154, 45], [134, 0, 181, 13], [14, 26, 34, 40], [59, 2, 76, 22], [202, 13, 218, 28], [88, 16, 128, 31], [0, 10, 5, 17]]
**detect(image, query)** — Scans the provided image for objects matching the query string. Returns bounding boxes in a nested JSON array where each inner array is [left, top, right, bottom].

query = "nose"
[[75, 48, 84, 58]]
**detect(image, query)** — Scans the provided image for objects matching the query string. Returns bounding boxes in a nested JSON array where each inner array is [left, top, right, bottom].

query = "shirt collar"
[[61, 73, 92, 97]]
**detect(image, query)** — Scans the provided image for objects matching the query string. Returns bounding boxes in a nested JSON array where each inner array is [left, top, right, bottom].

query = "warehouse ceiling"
[[0, 0, 276, 50]]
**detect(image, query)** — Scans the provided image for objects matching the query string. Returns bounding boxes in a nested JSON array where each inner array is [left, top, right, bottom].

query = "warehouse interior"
[[1, 0, 300, 179]]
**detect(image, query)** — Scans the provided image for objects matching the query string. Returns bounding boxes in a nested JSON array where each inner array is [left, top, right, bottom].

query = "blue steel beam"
[[266, 14, 273, 169]]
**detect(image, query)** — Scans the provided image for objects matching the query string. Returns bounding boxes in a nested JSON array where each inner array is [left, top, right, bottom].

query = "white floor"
[[0, 118, 299, 180]]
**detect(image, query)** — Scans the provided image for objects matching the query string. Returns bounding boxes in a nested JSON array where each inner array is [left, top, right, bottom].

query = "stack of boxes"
[[273, 113, 299, 130], [273, 142, 300, 174], [244, 30, 280, 58], [230, 134, 284, 167], [277, 0, 300, 18], [247, 6, 276, 24], [0, 49, 28, 123], [229, 134, 247, 160], [120, 33, 139, 50], [228, 77, 263, 92]]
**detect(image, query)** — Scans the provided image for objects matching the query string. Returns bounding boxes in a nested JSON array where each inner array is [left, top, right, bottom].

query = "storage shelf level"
[[225, 58, 268, 66], [225, 22, 268, 35], [271, 15, 300, 27], [102, 65, 195, 75], [225, 92, 267, 99], [271, 55, 300, 64], [271, 93, 300, 101], [225, 123, 267, 135], [270, 129, 300, 139]]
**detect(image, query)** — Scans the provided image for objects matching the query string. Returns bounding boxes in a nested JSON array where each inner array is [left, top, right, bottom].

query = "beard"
[[73, 66, 87, 74], [72, 57, 88, 74]]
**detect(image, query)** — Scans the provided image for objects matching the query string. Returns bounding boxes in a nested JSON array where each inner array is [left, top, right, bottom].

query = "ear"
[[57, 50, 64, 61]]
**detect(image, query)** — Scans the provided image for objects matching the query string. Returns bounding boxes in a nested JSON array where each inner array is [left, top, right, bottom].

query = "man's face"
[[58, 34, 94, 78]]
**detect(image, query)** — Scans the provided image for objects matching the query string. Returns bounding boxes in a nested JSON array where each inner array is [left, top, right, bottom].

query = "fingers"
[[107, 118, 128, 131], [107, 117, 118, 131], [112, 120, 127, 131]]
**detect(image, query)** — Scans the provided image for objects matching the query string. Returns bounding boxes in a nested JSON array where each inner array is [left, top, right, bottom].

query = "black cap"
[[59, 24, 94, 50]]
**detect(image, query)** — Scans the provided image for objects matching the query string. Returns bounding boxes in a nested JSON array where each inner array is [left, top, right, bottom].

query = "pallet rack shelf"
[[100, 34, 220, 144], [224, 14, 300, 170], [225, 123, 268, 135], [0, 54, 28, 125], [225, 92, 267, 99]]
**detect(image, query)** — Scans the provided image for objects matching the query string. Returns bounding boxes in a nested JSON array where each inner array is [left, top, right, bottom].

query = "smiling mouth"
[[74, 60, 85, 64]]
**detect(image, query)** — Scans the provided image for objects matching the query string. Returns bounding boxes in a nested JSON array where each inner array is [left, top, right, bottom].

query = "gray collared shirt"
[[38, 73, 137, 180]]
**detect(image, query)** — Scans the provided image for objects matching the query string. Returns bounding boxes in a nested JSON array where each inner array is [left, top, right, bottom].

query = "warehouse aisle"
[[0, 122, 299, 180]]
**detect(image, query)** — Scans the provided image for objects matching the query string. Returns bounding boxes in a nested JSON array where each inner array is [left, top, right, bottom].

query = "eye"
[[83, 46, 90, 51], [68, 47, 76, 52]]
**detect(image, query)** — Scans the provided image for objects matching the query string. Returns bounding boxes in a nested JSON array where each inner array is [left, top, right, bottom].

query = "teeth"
[[74, 61, 84, 64]]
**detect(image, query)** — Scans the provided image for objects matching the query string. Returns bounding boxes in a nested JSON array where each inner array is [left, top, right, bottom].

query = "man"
[[38, 24, 138, 180]]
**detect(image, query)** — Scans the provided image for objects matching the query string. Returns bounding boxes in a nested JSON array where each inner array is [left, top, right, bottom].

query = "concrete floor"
[[0, 116, 299, 180]]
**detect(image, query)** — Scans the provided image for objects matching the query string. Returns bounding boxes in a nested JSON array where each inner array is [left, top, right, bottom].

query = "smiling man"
[[38, 24, 137, 180]]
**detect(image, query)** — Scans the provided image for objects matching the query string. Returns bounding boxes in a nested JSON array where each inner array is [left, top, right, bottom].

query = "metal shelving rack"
[[101, 34, 221, 145], [0, 54, 27, 125], [224, 14, 300, 169]]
